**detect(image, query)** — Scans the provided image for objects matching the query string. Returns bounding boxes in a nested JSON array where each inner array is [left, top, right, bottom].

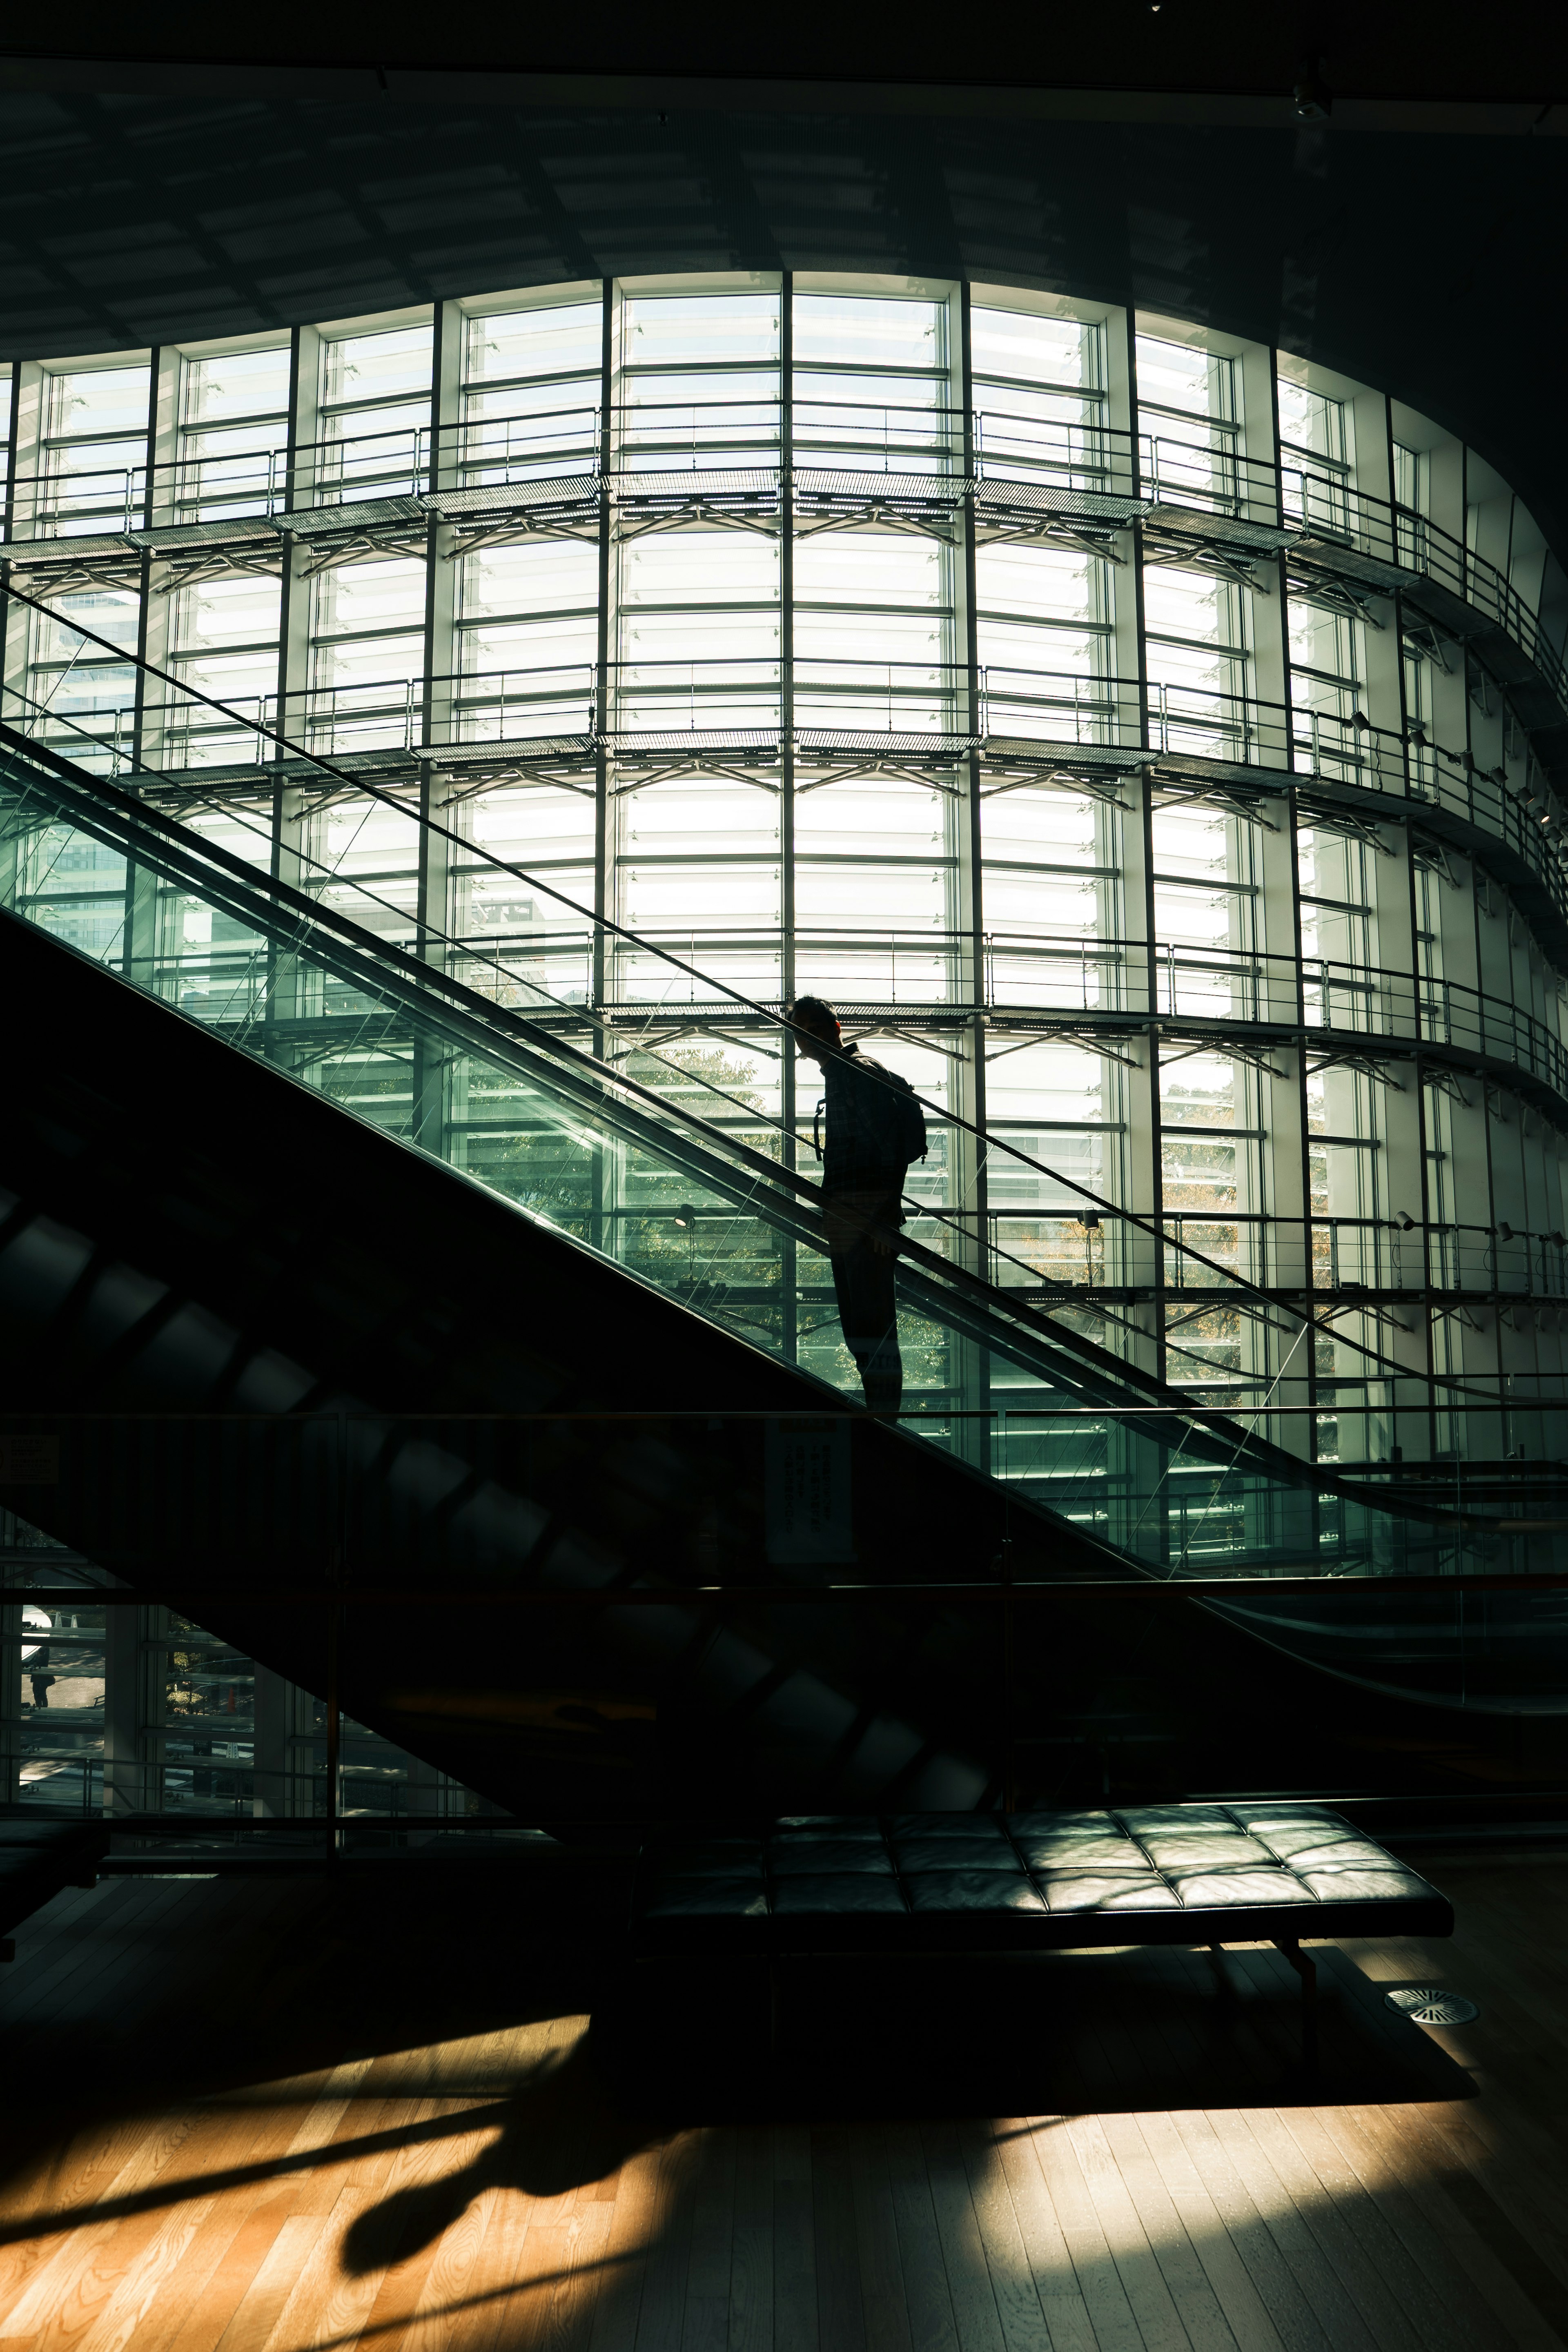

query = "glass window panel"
[[46, 365, 150, 439], [460, 379, 599, 455], [621, 779, 781, 855], [1143, 566, 1241, 646], [971, 308, 1101, 388], [981, 786, 1099, 863], [463, 382, 599, 428], [468, 785, 595, 867], [794, 534, 945, 608], [321, 325, 433, 405], [314, 796, 422, 876], [30, 590, 139, 664], [622, 860, 780, 927], [1154, 881, 1238, 948], [182, 346, 290, 423], [620, 371, 781, 412], [1136, 338, 1236, 423], [171, 646, 280, 708], [460, 541, 599, 621], [313, 558, 428, 639], [796, 860, 946, 927], [982, 870, 1100, 933], [793, 371, 945, 412], [977, 545, 1101, 623], [321, 399, 428, 471], [794, 611, 948, 664], [620, 610, 781, 663], [793, 778, 946, 855], [792, 295, 945, 370], [1278, 378, 1350, 469], [173, 421, 285, 514], [462, 615, 598, 673], [977, 618, 1101, 673], [172, 575, 282, 653], [1289, 597, 1360, 682], [312, 630, 425, 692], [620, 534, 778, 605], [622, 295, 780, 366], [1160, 1051, 1237, 1123], [465, 303, 603, 383], [985, 1041, 1105, 1120], [1152, 806, 1232, 877]]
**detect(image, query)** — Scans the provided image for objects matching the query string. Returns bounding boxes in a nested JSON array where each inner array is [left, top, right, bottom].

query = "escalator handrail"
[[0, 584, 1417, 1392], [0, 721, 1496, 1533]]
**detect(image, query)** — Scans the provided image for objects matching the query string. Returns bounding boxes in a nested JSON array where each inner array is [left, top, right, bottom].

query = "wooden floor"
[[1, 1841, 1567, 2351]]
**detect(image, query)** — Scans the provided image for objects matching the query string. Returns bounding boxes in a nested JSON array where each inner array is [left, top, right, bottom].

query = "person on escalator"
[[788, 996, 927, 1417]]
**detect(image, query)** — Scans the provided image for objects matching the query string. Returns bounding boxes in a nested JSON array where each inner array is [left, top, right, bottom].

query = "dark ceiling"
[[1, 7, 1565, 548]]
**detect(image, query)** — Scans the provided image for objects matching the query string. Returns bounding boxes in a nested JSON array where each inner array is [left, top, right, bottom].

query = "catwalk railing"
[[6, 400, 1564, 725]]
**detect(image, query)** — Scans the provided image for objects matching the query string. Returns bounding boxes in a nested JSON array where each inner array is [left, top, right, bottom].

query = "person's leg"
[[826, 1197, 902, 1413], [858, 1243, 902, 1414]]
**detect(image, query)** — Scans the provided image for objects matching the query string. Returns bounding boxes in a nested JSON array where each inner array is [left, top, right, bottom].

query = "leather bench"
[[0, 1819, 110, 1960], [631, 1803, 1454, 2060]]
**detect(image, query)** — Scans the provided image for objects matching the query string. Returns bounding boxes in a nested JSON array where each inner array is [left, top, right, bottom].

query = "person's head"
[[787, 995, 842, 1065]]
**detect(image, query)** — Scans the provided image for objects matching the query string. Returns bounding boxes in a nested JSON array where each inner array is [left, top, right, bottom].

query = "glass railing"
[[3, 600, 1556, 1423], [6, 667, 1536, 1589], [4, 1412, 1568, 1846]]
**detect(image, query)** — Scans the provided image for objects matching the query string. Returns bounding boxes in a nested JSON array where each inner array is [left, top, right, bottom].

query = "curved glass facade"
[[5, 270, 1568, 1478]]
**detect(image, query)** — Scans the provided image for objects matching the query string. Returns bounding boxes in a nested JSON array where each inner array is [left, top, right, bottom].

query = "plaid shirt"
[[813, 1046, 910, 1205]]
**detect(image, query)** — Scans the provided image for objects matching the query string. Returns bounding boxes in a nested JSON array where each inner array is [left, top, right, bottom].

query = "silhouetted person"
[[788, 997, 926, 1415]]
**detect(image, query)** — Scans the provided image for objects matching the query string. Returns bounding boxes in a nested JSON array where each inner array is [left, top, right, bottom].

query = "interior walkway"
[[0, 1838, 1564, 2351]]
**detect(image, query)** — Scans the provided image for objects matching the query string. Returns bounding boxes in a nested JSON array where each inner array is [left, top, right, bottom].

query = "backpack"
[[873, 1062, 928, 1168]]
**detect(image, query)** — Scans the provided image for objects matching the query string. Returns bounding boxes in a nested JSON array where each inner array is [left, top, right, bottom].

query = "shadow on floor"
[[592, 1941, 1477, 2125]]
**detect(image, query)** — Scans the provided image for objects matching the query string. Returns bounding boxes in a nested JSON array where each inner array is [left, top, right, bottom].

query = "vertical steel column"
[[101, 1599, 154, 1817], [268, 325, 313, 1044], [957, 281, 991, 1458], [120, 354, 162, 997], [779, 273, 798, 1364], [250, 1661, 291, 1817], [593, 280, 615, 1260], [413, 303, 457, 1160], [0, 371, 20, 951], [1115, 314, 1169, 1564], [0, 1587, 22, 1810], [1124, 323, 1165, 1365]]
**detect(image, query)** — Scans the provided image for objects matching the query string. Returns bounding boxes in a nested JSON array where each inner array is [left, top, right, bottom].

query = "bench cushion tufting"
[[632, 1804, 1452, 1953]]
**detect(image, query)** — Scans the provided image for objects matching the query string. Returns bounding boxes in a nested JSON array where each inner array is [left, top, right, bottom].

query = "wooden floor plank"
[[1174, 2111, 1379, 2352], [1129, 2112, 1294, 2352], [947, 2120, 1051, 2352], [1060, 2113, 1205, 2352], [984, 2120, 1101, 2352], [682, 2124, 737, 2352], [912, 2122, 1005, 2352], [771, 2127, 818, 2352], [1016, 2113, 1145, 2352], [846, 2125, 912, 2352], [882, 2122, 959, 2352], [727, 2131, 773, 2352]]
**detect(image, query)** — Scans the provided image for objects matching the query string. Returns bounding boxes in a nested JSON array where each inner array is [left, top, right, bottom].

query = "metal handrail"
[[0, 581, 1459, 1406], [20, 644, 1568, 958], [5, 402, 1561, 725]]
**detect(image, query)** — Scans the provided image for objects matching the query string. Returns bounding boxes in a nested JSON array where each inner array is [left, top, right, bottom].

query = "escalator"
[[0, 709, 1564, 1814]]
